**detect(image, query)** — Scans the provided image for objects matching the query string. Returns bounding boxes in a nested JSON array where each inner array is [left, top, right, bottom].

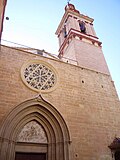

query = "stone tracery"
[[23, 63, 56, 91]]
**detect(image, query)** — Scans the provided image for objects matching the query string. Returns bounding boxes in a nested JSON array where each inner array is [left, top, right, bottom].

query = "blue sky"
[[2, 0, 120, 98]]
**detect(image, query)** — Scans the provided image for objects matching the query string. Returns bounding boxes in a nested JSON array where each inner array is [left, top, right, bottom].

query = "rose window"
[[21, 61, 57, 92]]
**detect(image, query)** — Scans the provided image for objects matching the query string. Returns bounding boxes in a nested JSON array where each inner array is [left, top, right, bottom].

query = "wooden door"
[[15, 152, 46, 160], [115, 151, 120, 160]]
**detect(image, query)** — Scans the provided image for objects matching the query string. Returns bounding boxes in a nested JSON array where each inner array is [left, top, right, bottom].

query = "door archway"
[[0, 95, 71, 160]]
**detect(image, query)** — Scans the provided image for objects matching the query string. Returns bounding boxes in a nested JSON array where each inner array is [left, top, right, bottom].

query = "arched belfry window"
[[0, 95, 71, 160], [108, 137, 120, 160], [79, 20, 86, 34], [63, 24, 67, 38]]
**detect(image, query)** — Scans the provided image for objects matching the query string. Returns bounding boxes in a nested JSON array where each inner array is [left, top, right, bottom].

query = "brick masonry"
[[63, 38, 110, 75]]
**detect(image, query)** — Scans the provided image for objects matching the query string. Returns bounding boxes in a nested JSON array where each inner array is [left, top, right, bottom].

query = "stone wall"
[[0, 45, 120, 160]]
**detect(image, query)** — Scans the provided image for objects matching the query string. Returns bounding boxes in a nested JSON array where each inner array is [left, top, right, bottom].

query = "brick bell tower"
[[56, 3, 110, 75]]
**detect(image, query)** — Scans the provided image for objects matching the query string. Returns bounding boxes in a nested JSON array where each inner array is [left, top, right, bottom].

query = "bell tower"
[[56, 3, 110, 75]]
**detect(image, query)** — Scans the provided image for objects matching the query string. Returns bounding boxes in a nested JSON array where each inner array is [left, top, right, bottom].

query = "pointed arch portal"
[[0, 95, 71, 160]]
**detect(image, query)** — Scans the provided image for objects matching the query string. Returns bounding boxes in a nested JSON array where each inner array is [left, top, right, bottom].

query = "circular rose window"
[[21, 60, 58, 93]]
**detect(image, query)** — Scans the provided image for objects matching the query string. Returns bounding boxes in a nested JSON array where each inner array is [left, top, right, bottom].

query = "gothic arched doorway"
[[0, 95, 71, 160]]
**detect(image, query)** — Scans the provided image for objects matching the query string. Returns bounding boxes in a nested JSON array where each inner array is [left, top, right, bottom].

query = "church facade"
[[0, 3, 120, 160]]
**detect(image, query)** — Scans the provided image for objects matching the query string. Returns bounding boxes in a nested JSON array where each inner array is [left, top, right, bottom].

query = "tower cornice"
[[58, 28, 102, 57]]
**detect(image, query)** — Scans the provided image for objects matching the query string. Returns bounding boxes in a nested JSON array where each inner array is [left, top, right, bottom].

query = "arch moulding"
[[0, 95, 71, 160]]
